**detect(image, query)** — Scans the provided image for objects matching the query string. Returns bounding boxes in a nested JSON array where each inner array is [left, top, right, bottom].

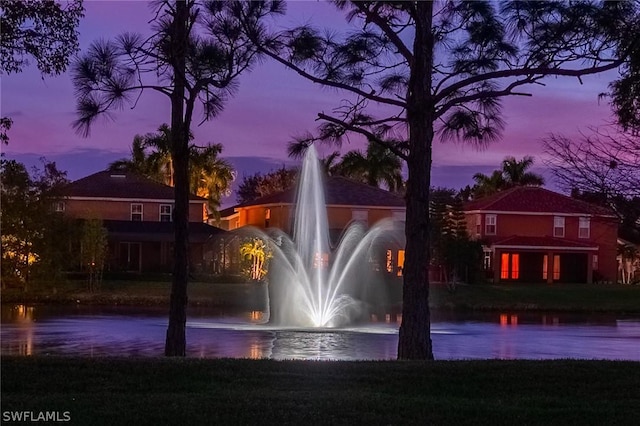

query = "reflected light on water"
[[2, 306, 640, 360]]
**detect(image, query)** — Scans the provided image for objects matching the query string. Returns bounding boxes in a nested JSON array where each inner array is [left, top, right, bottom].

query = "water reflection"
[[1, 305, 639, 360]]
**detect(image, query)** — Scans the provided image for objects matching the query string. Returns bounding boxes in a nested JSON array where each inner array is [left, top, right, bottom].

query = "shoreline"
[[2, 280, 639, 314]]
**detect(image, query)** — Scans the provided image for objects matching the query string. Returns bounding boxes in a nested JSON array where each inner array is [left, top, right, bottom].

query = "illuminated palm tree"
[[110, 124, 235, 219], [190, 143, 235, 221]]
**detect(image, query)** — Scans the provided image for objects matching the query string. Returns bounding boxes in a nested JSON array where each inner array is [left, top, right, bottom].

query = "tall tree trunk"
[[397, 1, 435, 360], [165, 0, 189, 357]]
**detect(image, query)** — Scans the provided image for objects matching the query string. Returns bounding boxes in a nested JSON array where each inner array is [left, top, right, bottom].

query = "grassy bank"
[[2, 357, 639, 425], [432, 282, 640, 313], [0, 280, 267, 309], [2, 280, 639, 313]]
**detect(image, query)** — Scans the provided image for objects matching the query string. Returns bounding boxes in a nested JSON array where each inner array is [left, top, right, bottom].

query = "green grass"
[[0, 280, 266, 309], [431, 282, 640, 313], [2, 357, 639, 425], [2, 279, 639, 313]]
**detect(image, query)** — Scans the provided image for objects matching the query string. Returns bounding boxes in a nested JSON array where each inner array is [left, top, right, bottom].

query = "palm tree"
[[472, 170, 507, 198], [143, 124, 174, 186], [110, 124, 235, 219], [501, 156, 545, 187], [338, 141, 404, 192], [190, 143, 235, 221], [319, 151, 342, 176], [473, 156, 544, 198], [109, 135, 153, 176]]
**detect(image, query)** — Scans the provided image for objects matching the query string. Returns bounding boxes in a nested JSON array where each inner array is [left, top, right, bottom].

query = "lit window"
[[500, 253, 509, 279], [397, 250, 405, 276], [553, 216, 565, 237], [476, 214, 482, 235], [160, 204, 172, 222], [386, 250, 393, 273], [131, 203, 143, 221], [553, 255, 561, 280], [485, 214, 497, 235], [55, 201, 65, 212], [501, 253, 519, 280], [265, 208, 271, 228], [542, 255, 548, 280], [579, 217, 590, 238], [511, 254, 519, 279]]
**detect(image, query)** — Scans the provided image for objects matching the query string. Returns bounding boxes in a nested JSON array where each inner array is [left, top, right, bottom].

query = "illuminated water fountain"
[[258, 146, 404, 328]]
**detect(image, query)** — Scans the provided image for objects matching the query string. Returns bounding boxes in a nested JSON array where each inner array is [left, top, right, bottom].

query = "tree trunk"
[[397, 1, 435, 360], [165, 0, 189, 357]]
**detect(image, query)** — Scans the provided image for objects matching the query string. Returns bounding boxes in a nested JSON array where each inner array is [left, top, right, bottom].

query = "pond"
[[1, 305, 639, 360]]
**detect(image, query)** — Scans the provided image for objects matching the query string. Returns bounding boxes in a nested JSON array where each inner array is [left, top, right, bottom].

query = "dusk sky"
[[1, 0, 619, 206]]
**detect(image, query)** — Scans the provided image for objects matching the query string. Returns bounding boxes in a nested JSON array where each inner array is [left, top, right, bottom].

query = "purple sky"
[[1, 1, 618, 205]]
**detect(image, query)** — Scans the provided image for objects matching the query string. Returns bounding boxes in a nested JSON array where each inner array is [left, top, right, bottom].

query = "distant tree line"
[[0, 158, 108, 291]]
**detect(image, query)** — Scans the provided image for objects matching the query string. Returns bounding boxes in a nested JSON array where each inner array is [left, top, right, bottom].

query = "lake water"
[[1, 305, 638, 360]]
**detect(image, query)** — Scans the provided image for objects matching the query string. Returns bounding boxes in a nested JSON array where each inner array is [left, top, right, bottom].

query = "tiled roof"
[[103, 220, 225, 243], [464, 186, 614, 216], [218, 206, 238, 218], [493, 235, 598, 249], [234, 176, 405, 209], [61, 170, 205, 201]]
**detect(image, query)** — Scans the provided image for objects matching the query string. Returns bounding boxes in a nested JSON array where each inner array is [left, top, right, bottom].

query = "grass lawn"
[[2, 357, 639, 425], [2, 279, 639, 314], [431, 282, 640, 313]]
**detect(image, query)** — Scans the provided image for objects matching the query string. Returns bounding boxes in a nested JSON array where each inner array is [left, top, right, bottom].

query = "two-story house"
[[219, 176, 407, 276], [60, 170, 225, 273], [464, 186, 618, 284]]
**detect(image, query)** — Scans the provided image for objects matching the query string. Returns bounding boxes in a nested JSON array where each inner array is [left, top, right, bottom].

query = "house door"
[[120, 242, 141, 272]]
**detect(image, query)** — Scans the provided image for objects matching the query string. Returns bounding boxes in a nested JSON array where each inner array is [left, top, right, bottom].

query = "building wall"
[[465, 212, 618, 282], [64, 199, 206, 222], [235, 204, 404, 234]]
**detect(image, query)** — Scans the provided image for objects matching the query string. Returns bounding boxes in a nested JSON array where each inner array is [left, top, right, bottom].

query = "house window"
[[579, 217, 590, 238], [131, 203, 143, 221], [553, 255, 561, 280], [386, 250, 393, 273], [500, 253, 509, 279], [352, 210, 368, 225], [500, 253, 519, 280], [485, 214, 496, 235], [476, 214, 482, 236], [483, 246, 492, 270], [160, 204, 172, 222], [54, 201, 65, 212], [553, 216, 565, 237], [543, 255, 548, 280], [265, 208, 271, 228], [397, 250, 405, 276], [593, 254, 598, 271], [511, 254, 519, 279]]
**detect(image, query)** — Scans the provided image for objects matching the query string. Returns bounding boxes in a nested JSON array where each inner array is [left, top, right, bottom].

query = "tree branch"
[[317, 112, 408, 161], [435, 60, 624, 103], [353, 2, 414, 64], [259, 45, 406, 108]]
